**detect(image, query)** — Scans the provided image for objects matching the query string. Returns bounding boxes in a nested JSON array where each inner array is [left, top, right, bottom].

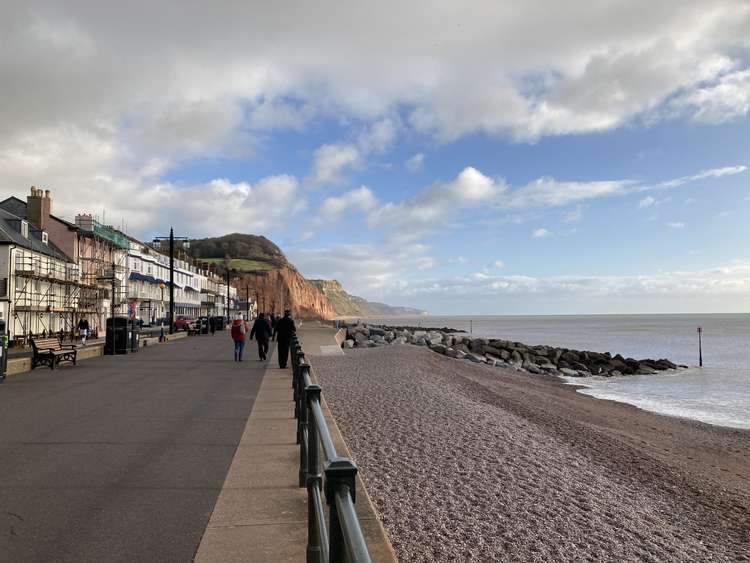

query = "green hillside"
[[188, 233, 287, 272]]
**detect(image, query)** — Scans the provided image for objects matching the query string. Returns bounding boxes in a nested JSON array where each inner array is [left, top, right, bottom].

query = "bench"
[[31, 337, 78, 370]]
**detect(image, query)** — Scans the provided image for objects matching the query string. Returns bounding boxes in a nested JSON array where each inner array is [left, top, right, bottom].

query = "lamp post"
[[697, 326, 703, 367], [153, 228, 189, 334]]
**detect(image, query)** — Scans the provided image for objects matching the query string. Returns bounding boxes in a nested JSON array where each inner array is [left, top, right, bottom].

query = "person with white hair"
[[230, 314, 249, 361]]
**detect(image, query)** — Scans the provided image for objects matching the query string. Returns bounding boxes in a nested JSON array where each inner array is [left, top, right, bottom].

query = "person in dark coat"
[[273, 309, 296, 369], [250, 313, 272, 361], [209, 316, 216, 336]]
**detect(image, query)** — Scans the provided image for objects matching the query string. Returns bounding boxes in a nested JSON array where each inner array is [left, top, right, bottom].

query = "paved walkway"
[[0, 333, 265, 562], [1, 325, 395, 562]]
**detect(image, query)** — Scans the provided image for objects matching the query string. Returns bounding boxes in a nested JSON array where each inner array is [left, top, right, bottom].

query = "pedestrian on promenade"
[[77, 317, 90, 345], [249, 312, 272, 361], [230, 314, 249, 362], [273, 309, 296, 369], [209, 315, 216, 336]]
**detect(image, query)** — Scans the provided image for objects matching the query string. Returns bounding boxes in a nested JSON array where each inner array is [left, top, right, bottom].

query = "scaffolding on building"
[[75, 216, 130, 330], [12, 252, 81, 338]]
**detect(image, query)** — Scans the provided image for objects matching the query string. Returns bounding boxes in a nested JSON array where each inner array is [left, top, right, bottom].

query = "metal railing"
[[291, 335, 373, 563]]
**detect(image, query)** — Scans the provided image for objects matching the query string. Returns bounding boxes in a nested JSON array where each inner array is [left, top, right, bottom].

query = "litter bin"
[[105, 316, 129, 355], [129, 319, 140, 353]]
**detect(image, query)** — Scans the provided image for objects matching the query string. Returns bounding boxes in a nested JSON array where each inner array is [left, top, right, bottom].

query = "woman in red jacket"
[[230, 315, 249, 362]]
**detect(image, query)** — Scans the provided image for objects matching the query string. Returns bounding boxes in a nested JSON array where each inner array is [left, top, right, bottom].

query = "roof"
[[0, 207, 72, 262], [0, 196, 78, 231]]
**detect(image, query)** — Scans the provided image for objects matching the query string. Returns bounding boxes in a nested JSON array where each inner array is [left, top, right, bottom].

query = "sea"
[[365, 314, 750, 430]]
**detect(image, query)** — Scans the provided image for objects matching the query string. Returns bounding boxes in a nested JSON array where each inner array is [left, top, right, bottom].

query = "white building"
[[0, 207, 80, 339], [125, 240, 236, 323]]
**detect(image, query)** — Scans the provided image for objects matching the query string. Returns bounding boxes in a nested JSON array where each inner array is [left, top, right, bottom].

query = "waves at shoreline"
[[367, 313, 750, 429]]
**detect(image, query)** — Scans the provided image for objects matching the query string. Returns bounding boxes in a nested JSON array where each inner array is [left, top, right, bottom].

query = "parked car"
[[174, 316, 196, 331]]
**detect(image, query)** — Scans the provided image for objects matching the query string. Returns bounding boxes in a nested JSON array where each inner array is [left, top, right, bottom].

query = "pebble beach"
[[314, 346, 750, 562]]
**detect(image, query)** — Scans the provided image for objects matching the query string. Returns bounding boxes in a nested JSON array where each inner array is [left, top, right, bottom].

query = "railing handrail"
[[291, 334, 373, 563]]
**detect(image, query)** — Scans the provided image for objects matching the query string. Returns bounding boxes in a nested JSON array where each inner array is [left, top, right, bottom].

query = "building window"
[[42, 231, 48, 244], [21, 220, 28, 238]]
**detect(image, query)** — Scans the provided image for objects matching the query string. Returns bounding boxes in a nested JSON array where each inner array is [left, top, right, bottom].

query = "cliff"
[[189, 233, 421, 320], [236, 266, 337, 320], [309, 279, 427, 317]]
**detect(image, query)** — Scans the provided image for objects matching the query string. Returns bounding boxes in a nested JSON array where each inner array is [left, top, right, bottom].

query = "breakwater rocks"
[[343, 323, 683, 377]]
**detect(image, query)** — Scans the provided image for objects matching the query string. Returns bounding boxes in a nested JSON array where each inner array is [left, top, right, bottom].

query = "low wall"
[[334, 328, 347, 347], [4, 331, 192, 379]]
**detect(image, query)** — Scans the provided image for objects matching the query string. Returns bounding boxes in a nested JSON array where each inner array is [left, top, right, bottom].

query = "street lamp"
[[153, 228, 189, 334]]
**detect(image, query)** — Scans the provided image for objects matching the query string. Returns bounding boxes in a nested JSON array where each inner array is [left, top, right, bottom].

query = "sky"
[[1, 1, 750, 314]]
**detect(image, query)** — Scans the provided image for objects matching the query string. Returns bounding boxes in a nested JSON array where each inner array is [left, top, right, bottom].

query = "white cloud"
[[367, 166, 505, 236], [532, 228, 551, 238], [666, 221, 685, 229], [357, 118, 399, 154], [507, 178, 630, 208], [672, 68, 750, 124], [563, 205, 583, 223], [307, 143, 360, 187], [652, 165, 748, 190], [319, 186, 378, 221], [493, 260, 505, 268], [300, 231, 315, 241], [405, 153, 425, 173], [639, 196, 656, 208]]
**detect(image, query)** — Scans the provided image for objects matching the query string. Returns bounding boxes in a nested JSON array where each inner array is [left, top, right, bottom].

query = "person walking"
[[209, 315, 216, 336], [273, 309, 296, 369], [77, 317, 90, 345], [230, 314, 249, 362], [249, 312, 272, 361]]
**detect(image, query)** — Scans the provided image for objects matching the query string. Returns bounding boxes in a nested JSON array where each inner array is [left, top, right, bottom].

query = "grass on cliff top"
[[201, 258, 276, 272]]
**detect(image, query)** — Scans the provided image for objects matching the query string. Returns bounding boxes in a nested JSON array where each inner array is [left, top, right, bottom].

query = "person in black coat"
[[249, 313, 272, 361], [273, 309, 296, 369]]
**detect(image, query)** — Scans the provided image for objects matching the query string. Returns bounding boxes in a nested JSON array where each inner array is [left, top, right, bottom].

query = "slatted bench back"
[[32, 338, 63, 352]]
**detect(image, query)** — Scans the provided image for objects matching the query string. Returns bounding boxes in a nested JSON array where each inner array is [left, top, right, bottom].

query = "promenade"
[[0, 332, 267, 561], [0, 325, 394, 562]]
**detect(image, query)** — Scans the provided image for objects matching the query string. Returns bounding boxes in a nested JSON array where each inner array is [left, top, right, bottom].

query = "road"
[[0, 334, 267, 562]]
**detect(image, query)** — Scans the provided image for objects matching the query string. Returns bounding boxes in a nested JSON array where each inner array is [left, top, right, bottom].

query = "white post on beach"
[[697, 326, 703, 367]]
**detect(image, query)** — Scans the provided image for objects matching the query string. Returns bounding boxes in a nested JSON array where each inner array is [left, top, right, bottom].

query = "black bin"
[[105, 316, 129, 355], [129, 320, 140, 353]]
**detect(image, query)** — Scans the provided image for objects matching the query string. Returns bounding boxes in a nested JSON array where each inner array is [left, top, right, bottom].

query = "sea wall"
[[343, 323, 683, 377]]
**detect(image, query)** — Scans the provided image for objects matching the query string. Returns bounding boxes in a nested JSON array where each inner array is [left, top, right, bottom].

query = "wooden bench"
[[31, 337, 78, 370]]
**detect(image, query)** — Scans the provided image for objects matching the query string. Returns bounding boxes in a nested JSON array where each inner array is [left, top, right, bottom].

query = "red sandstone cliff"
[[237, 266, 336, 320]]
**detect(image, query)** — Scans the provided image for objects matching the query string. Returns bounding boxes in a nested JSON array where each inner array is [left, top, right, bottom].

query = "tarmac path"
[[0, 334, 267, 562]]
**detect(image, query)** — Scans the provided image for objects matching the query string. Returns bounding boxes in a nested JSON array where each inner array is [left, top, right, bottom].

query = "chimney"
[[27, 186, 52, 230]]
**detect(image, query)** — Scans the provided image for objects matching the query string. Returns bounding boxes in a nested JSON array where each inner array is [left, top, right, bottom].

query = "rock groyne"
[[343, 323, 683, 377]]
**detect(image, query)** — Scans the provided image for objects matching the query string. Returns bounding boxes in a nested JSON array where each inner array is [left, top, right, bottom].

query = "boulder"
[[344, 339, 355, 349], [525, 364, 542, 374], [467, 353, 485, 363], [510, 350, 523, 365], [559, 368, 580, 377], [415, 338, 427, 346], [469, 339, 487, 352], [431, 344, 447, 355], [384, 331, 395, 342], [445, 347, 459, 358], [392, 336, 408, 345], [454, 343, 471, 355], [483, 344, 503, 357], [369, 327, 386, 337], [455, 350, 468, 360]]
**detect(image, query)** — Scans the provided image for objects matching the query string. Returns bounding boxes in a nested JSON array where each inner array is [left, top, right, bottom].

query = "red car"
[[173, 316, 196, 331]]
